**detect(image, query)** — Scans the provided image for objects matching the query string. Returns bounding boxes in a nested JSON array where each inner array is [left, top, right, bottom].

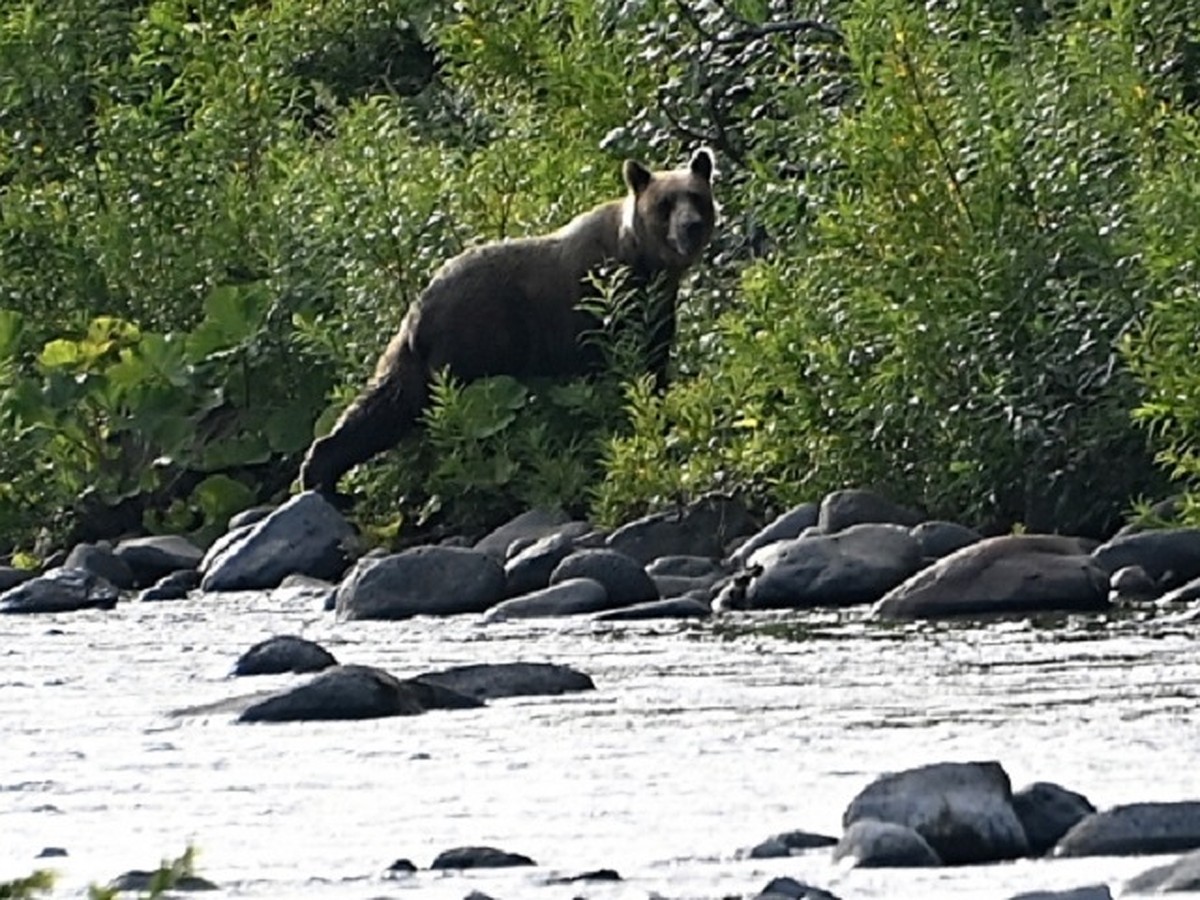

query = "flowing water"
[[3, 591, 1199, 899]]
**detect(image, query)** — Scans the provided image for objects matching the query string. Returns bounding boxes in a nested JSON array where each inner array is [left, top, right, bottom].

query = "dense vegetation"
[[0, 0, 1197, 555]]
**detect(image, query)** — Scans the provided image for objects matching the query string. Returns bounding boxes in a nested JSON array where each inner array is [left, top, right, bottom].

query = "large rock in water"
[[0, 567, 119, 614], [1012, 782, 1097, 856], [833, 820, 943, 867], [818, 488, 923, 533], [414, 662, 594, 700], [742, 524, 922, 609], [1091, 528, 1200, 585], [605, 493, 755, 564], [200, 492, 354, 591], [727, 502, 820, 569], [483, 578, 611, 622], [1053, 802, 1200, 857], [336, 546, 505, 621], [1126, 847, 1200, 893], [549, 549, 658, 607], [233, 635, 338, 676], [872, 535, 1109, 621], [842, 761, 1030, 864], [113, 534, 204, 587]]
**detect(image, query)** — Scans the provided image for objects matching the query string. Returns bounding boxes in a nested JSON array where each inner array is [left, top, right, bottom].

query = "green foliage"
[[87, 844, 205, 900], [0, 870, 54, 899]]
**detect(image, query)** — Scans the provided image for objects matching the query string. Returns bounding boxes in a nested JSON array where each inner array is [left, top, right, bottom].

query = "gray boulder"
[[137, 569, 200, 602], [842, 761, 1029, 864], [650, 572, 721, 599], [238, 665, 430, 722], [200, 492, 354, 592], [0, 567, 119, 614], [593, 595, 711, 621], [605, 493, 755, 564], [1006, 888, 1112, 900], [746, 829, 838, 859], [503, 532, 579, 598], [728, 502, 820, 569], [414, 661, 594, 700], [113, 535, 204, 587], [473, 508, 575, 559], [645, 555, 725, 578], [271, 574, 337, 609], [872, 535, 1110, 621], [483, 578, 610, 622], [0, 566, 35, 592], [833, 819, 943, 867], [755, 876, 841, 899], [744, 524, 922, 609], [818, 489, 923, 533], [429, 846, 535, 869], [336, 546, 505, 621], [1054, 802, 1200, 857], [233, 635, 338, 676], [1126, 848, 1200, 893], [1092, 528, 1200, 586], [1012, 782, 1097, 856], [64, 542, 135, 590], [910, 520, 982, 560], [1157, 574, 1200, 606], [549, 549, 657, 606], [1109, 565, 1159, 603]]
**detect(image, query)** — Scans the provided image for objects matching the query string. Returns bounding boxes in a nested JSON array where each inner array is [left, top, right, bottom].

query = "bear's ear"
[[623, 159, 653, 194], [689, 148, 714, 182]]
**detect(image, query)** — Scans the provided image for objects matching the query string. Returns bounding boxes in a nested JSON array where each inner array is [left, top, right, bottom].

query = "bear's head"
[[622, 148, 716, 271]]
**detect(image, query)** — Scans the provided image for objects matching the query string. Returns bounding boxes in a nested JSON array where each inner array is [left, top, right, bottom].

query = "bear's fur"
[[299, 149, 717, 494]]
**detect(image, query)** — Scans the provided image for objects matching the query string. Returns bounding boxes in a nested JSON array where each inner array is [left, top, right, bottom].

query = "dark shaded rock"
[[386, 858, 417, 873], [650, 572, 719, 599], [546, 868, 622, 883], [605, 493, 755, 564], [842, 760, 1029, 864], [201, 491, 355, 592], [271, 573, 337, 609], [463, 891, 499, 900], [238, 665, 427, 722], [405, 679, 487, 710], [415, 662, 594, 700], [64, 542, 135, 590], [113, 534, 205, 587], [1054, 802, 1200, 857], [593, 595, 711, 621], [872, 535, 1110, 621], [234, 635, 338, 676], [484, 578, 610, 623], [549, 549, 657, 606], [429, 846, 535, 869], [744, 524, 922, 609], [1007, 888, 1113, 900], [755, 875, 841, 899], [36, 847, 67, 858], [818, 488, 923, 533], [833, 819, 943, 867], [728, 502, 821, 569], [0, 567, 119, 614], [1109, 565, 1159, 602], [1126, 847, 1200, 893], [1092, 528, 1200, 586], [1157, 574, 1200, 606], [503, 532, 579, 598], [646, 555, 725, 578], [0, 566, 36, 592], [474, 508, 574, 559], [910, 520, 982, 560], [1013, 782, 1097, 856], [137, 569, 200, 602], [746, 829, 838, 858], [109, 871, 217, 892], [336, 546, 505, 621], [227, 505, 276, 531]]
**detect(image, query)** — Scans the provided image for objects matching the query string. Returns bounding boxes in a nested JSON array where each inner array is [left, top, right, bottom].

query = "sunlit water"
[[3, 592, 1199, 899]]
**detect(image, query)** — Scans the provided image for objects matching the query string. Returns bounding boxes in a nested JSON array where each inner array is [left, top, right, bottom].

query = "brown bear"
[[299, 148, 717, 493]]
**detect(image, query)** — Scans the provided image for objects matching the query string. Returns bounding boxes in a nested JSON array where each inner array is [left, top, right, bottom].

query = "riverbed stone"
[[108, 870, 218, 892], [473, 508, 575, 559], [872, 535, 1110, 621], [0, 567, 119, 614], [1053, 801, 1200, 857], [1126, 847, 1200, 893], [605, 493, 755, 564], [137, 569, 200, 602], [549, 549, 657, 606], [200, 491, 355, 592], [503, 532, 579, 598], [0, 566, 35, 592], [1006, 888, 1113, 900], [746, 829, 838, 858], [1092, 528, 1200, 586], [1013, 781, 1097, 856], [483, 577, 610, 622], [414, 661, 594, 700], [833, 819, 943, 867], [64, 542, 135, 590], [1156, 574, 1200, 607], [238, 665, 427, 722], [743, 523, 922, 609], [646, 555, 725, 578], [113, 534, 205, 586], [234, 635, 338, 676], [818, 488, 923, 533], [842, 760, 1029, 864], [429, 846, 535, 869], [728, 502, 821, 569], [336, 546, 505, 621], [593, 595, 711, 621], [910, 520, 982, 560], [1109, 565, 1159, 603], [754, 876, 841, 899], [650, 572, 721, 599]]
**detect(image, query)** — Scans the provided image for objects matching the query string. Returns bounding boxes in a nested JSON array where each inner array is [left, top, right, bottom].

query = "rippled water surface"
[[3, 593, 1200, 899]]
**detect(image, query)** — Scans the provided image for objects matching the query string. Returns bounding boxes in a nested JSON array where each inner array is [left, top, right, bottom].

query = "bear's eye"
[[656, 197, 674, 218]]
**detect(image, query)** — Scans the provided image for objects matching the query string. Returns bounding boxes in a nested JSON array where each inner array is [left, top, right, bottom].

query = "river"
[[3, 592, 1199, 899]]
